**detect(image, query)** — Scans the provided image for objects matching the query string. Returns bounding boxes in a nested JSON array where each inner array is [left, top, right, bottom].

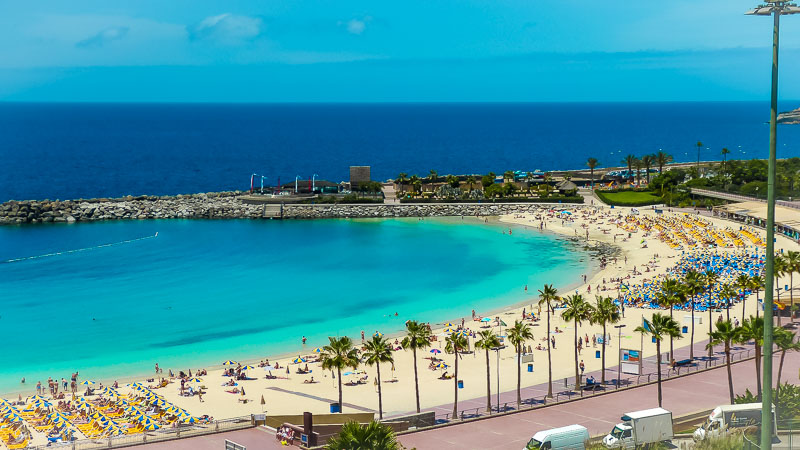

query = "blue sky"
[[1, 0, 800, 102]]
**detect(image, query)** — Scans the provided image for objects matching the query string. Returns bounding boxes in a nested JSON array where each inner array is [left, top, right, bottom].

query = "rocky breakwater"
[[282, 203, 580, 219], [0, 192, 266, 224], [778, 107, 800, 125]]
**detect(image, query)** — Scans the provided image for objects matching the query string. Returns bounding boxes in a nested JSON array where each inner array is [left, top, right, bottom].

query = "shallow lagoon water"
[[0, 218, 591, 393]]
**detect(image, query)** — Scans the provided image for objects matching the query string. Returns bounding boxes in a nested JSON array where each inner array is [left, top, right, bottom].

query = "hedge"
[[399, 196, 584, 204]]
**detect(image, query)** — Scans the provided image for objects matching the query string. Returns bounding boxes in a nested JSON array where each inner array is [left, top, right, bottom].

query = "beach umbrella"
[[241, 365, 255, 371], [373, 332, 383, 338], [142, 422, 160, 431], [443, 327, 456, 334], [123, 406, 140, 415], [127, 382, 142, 388], [292, 357, 306, 364], [222, 360, 238, 366], [342, 371, 355, 376], [5, 414, 22, 423], [27, 395, 46, 402], [429, 349, 441, 354], [187, 377, 202, 383], [313, 347, 322, 353], [263, 365, 275, 371], [443, 323, 454, 327], [480, 317, 492, 322], [81, 380, 96, 386], [181, 416, 198, 424]]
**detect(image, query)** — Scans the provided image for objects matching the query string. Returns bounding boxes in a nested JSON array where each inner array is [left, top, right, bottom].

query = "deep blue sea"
[[0, 218, 590, 393], [1, 102, 800, 202]]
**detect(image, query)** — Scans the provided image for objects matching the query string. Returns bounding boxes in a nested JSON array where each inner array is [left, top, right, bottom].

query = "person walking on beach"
[[155, 363, 159, 374], [36, 381, 42, 395], [302, 336, 307, 345], [580, 360, 585, 377], [551, 336, 556, 349]]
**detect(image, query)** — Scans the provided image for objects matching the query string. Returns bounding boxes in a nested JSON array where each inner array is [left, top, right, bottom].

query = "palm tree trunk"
[[777, 349, 786, 393], [669, 307, 674, 362], [656, 340, 662, 407], [412, 348, 420, 413], [742, 294, 747, 320], [517, 344, 522, 406], [726, 298, 730, 322], [590, 169, 594, 189], [755, 345, 762, 399], [690, 298, 696, 359], [574, 318, 580, 390], [756, 290, 761, 319], [374, 363, 383, 419], [546, 305, 553, 398], [485, 349, 492, 413], [601, 323, 607, 384], [337, 367, 343, 413], [791, 273, 794, 320], [725, 344, 734, 405], [452, 353, 459, 419], [708, 307, 713, 358]]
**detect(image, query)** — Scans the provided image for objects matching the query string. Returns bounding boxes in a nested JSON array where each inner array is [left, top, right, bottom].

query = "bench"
[[675, 359, 692, 367]]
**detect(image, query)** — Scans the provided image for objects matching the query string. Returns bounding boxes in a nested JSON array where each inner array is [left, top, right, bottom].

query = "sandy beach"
[[8, 204, 800, 446]]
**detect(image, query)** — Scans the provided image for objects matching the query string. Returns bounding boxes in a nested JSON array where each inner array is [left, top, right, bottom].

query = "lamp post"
[[312, 174, 319, 192], [295, 175, 302, 194], [614, 324, 626, 389], [746, 2, 800, 448], [491, 347, 502, 413]]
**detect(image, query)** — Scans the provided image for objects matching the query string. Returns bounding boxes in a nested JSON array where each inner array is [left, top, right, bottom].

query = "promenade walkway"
[[398, 342, 800, 449]]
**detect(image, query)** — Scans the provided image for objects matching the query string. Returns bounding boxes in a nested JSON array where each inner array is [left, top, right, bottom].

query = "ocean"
[[0, 217, 591, 394], [1, 102, 800, 203]]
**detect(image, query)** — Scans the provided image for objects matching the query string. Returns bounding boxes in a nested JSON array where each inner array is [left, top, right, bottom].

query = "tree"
[[537, 284, 560, 397], [586, 158, 599, 189], [507, 321, 534, 406], [401, 320, 431, 413], [683, 269, 705, 360], [481, 172, 495, 188], [656, 151, 673, 174], [749, 275, 765, 320], [446, 175, 460, 189], [362, 336, 394, 420], [395, 173, 409, 193], [623, 155, 637, 183], [697, 141, 704, 174], [589, 296, 621, 384], [475, 330, 501, 413], [657, 278, 685, 361], [466, 175, 477, 191], [326, 420, 399, 450], [641, 154, 655, 184], [706, 320, 742, 404], [428, 169, 438, 186], [718, 284, 738, 322], [735, 274, 752, 319], [561, 294, 592, 390], [784, 250, 800, 317], [635, 313, 682, 407], [739, 316, 764, 399], [774, 254, 788, 327], [320, 336, 360, 413], [409, 175, 421, 194], [774, 328, 799, 393], [721, 148, 731, 175], [703, 269, 720, 358], [503, 170, 515, 183], [445, 332, 469, 419]]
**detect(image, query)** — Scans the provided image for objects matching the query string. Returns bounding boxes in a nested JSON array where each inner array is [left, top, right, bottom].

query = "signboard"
[[621, 348, 641, 375], [225, 440, 246, 450], [621, 349, 640, 363], [301, 434, 309, 445], [521, 354, 534, 363]]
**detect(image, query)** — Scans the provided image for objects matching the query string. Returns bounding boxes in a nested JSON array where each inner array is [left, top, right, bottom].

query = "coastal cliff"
[[778, 107, 800, 124], [0, 192, 584, 224]]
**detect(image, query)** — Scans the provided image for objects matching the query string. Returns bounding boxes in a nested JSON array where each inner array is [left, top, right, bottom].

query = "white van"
[[693, 403, 777, 441], [525, 424, 590, 449]]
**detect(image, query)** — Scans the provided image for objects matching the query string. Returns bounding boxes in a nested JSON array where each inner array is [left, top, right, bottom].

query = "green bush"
[[596, 189, 663, 206], [399, 196, 583, 204]]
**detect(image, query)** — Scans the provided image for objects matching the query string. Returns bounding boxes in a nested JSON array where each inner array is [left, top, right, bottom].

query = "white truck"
[[693, 403, 777, 441], [602, 408, 673, 448]]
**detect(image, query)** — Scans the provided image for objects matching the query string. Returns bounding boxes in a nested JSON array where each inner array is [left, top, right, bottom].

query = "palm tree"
[[401, 320, 431, 413], [633, 157, 643, 186], [735, 274, 752, 319], [706, 320, 742, 405], [622, 154, 637, 184], [409, 175, 421, 194], [749, 275, 765, 319], [537, 284, 560, 397], [774, 254, 788, 327], [395, 173, 409, 193], [635, 313, 682, 407], [657, 278, 685, 361], [739, 316, 764, 399], [362, 336, 394, 419], [561, 294, 591, 390], [784, 250, 800, 316], [683, 269, 705, 360], [466, 175, 477, 191], [475, 330, 501, 413], [587, 158, 599, 189], [589, 296, 621, 384], [774, 328, 799, 393], [428, 169, 438, 190], [445, 332, 469, 419], [641, 154, 655, 184], [703, 269, 720, 358], [656, 151, 673, 174], [718, 284, 738, 322], [320, 336, 360, 413], [721, 147, 731, 175], [327, 420, 399, 450], [507, 321, 534, 406], [696, 141, 704, 173], [503, 170, 515, 183]]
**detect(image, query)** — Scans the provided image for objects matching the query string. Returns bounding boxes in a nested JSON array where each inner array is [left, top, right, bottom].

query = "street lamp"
[[746, 2, 800, 448], [295, 175, 302, 194], [492, 347, 502, 413], [614, 324, 626, 389]]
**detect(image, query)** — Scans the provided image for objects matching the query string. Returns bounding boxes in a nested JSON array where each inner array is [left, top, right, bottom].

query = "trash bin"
[[527, 363, 533, 372], [595, 350, 601, 359], [682, 326, 688, 334], [330, 403, 340, 413], [457, 380, 464, 389], [652, 337, 657, 343]]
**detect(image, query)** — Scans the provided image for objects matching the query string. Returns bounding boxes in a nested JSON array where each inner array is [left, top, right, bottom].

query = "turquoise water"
[[0, 218, 590, 394]]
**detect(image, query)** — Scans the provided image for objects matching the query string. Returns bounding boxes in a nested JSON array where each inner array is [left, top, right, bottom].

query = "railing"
[[26, 415, 254, 450], [434, 348, 753, 424], [691, 187, 800, 210]]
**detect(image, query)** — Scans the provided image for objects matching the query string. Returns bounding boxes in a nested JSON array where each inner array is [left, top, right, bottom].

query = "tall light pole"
[[614, 324, 626, 389], [492, 347, 501, 413], [746, 2, 800, 448], [312, 174, 319, 192], [295, 175, 302, 194]]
